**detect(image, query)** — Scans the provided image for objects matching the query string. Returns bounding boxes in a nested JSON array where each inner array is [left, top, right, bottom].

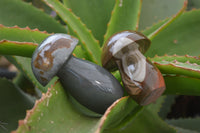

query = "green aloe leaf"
[[73, 45, 90, 59], [103, 0, 142, 43], [166, 118, 200, 132], [98, 97, 174, 133], [0, 39, 86, 59], [0, 0, 66, 33], [142, 0, 187, 40], [0, 25, 50, 43], [15, 82, 100, 133], [63, 0, 115, 44], [146, 96, 166, 113], [0, 25, 47, 57], [96, 97, 142, 132], [0, 25, 87, 58], [164, 76, 200, 96], [96, 97, 176, 133], [149, 55, 200, 79], [104, 106, 176, 133], [0, 78, 34, 133], [139, 0, 186, 30], [145, 9, 200, 57], [126, 108, 176, 133], [0, 40, 37, 57], [43, 0, 101, 64], [14, 81, 175, 133]]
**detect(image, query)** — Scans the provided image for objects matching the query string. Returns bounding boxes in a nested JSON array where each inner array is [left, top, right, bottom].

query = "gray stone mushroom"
[[101, 31, 166, 105], [31, 33, 124, 114]]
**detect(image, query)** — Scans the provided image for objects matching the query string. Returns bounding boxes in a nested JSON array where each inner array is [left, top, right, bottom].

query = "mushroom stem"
[[115, 49, 165, 105], [57, 56, 124, 114]]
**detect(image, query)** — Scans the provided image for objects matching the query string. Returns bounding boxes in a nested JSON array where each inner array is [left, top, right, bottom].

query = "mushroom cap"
[[31, 34, 78, 86], [101, 31, 151, 71]]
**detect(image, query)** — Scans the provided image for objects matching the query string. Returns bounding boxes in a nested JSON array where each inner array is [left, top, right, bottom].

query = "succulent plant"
[[1, 0, 200, 133]]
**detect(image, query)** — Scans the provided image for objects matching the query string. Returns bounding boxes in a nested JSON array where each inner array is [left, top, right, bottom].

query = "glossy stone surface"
[[31, 34, 78, 86], [101, 30, 166, 105], [58, 56, 124, 114], [117, 59, 165, 105], [101, 30, 150, 71]]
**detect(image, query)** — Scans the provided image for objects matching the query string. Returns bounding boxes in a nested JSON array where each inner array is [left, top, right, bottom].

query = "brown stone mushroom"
[[101, 31, 166, 105]]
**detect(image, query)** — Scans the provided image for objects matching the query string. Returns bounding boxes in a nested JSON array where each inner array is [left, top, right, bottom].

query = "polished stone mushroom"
[[101, 31, 165, 105], [31, 34, 124, 114]]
